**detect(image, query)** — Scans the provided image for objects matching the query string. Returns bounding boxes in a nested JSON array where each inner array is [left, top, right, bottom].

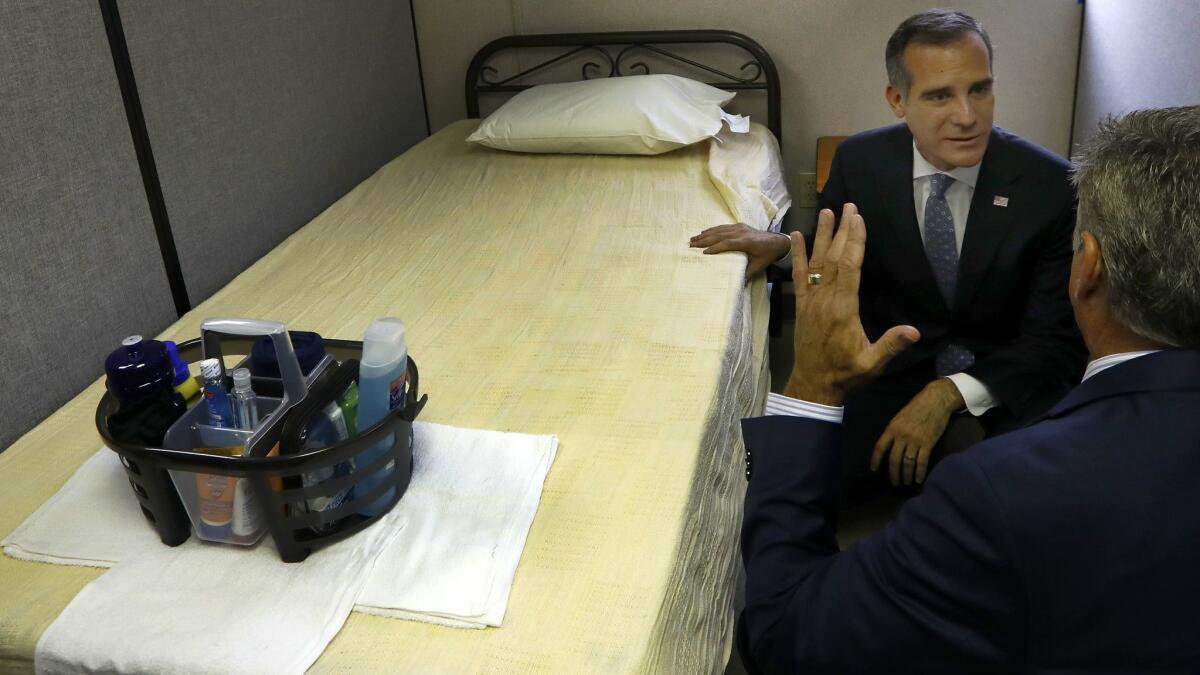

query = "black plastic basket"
[[95, 319, 426, 562]]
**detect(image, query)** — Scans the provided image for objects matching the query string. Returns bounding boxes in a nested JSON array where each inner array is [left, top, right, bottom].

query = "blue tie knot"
[[930, 173, 955, 199]]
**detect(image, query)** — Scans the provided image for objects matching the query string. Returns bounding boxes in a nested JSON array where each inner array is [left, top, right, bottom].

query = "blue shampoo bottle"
[[355, 318, 407, 516]]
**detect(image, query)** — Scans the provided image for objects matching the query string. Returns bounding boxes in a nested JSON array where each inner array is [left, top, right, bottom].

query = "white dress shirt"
[[768, 351, 1161, 423], [910, 144, 999, 416], [911, 143, 979, 255], [1080, 350, 1161, 381]]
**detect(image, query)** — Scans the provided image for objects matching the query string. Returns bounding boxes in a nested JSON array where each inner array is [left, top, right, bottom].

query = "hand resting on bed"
[[689, 223, 791, 279]]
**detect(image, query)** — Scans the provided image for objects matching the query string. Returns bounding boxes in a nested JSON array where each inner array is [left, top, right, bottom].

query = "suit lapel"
[[876, 129, 948, 313], [956, 130, 1021, 310]]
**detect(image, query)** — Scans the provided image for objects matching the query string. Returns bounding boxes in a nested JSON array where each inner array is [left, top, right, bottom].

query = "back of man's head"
[[1071, 106, 1200, 348], [885, 8, 993, 97]]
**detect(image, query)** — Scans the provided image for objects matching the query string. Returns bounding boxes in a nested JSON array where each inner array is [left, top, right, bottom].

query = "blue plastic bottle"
[[248, 331, 326, 378], [355, 318, 407, 516], [199, 358, 237, 428], [104, 335, 176, 407]]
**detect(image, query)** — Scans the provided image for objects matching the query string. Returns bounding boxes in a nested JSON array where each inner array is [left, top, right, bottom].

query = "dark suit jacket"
[[820, 124, 1086, 420], [740, 350, 1200, 674]]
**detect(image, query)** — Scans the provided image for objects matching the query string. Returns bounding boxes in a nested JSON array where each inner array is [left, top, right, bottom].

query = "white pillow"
[[466, 74, 736, 155]]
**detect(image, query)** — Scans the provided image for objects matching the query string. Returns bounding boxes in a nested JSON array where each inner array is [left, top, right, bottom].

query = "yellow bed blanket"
[[0, 119, 782, 673]]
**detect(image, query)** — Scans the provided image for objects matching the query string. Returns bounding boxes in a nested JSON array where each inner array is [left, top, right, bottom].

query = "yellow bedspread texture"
[[0, 119, 772, 674]]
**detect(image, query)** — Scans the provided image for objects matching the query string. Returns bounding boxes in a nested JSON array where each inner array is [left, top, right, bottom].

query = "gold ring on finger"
[[807, 273, 823, 285]]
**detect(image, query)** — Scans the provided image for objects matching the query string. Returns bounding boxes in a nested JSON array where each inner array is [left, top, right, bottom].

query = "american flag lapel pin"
[[993, 195, 1009, 207]]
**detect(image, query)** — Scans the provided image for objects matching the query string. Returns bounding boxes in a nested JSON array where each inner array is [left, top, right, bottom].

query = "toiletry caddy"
[[95, 318, 426, 562]]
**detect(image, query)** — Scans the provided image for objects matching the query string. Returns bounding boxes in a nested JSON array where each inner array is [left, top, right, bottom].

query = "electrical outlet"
[[795, 172, 819, 209]]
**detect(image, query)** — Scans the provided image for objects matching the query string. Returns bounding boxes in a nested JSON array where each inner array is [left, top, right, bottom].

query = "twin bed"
[[0, 31, 787, 672]]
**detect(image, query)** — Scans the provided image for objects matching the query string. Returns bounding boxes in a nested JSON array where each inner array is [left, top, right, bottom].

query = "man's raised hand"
[[783, 204, 921, 406]]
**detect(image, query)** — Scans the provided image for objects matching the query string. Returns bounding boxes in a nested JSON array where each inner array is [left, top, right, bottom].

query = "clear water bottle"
[[230, 368, 259, 431], [355, 318, 407, 516]]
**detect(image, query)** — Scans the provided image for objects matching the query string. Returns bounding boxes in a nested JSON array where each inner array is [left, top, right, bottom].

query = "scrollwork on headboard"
[[465, 30, 782, 147]]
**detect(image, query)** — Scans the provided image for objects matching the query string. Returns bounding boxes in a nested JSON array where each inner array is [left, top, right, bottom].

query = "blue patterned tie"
[[924, 173, 975, 376]]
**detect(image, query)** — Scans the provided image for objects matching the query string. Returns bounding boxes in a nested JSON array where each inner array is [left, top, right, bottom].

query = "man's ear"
[[1071, 231, 1105, 302], [885, 84, 905, 119]]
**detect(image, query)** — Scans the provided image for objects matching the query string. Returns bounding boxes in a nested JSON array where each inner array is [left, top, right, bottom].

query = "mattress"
[[0, 119, 783, 673]]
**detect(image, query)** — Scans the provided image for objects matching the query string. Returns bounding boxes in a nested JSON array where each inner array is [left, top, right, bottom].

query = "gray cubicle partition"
[[120, 0, 430, 304], [0, 2, 178, 452], [1072, 0, 1200, 151], [1, 1, 429, 452]]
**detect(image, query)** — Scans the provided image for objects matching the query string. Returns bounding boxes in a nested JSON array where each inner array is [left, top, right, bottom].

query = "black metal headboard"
[[465, 30, 782, 147]]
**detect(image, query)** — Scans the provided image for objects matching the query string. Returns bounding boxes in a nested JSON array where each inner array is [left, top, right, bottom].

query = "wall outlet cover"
[[796, 172, 818, 208]]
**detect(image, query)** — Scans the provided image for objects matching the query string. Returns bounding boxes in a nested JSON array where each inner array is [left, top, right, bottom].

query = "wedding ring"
[[903, 455, 916, 463], [806, 273, 823, 285]]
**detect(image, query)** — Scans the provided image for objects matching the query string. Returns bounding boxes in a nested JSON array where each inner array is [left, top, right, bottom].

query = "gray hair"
[[1071, 106, 1200, 348], [885, 9, 993, 97]]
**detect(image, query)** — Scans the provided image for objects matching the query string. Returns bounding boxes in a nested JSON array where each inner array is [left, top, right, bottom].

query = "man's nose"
[[949, 96, 977, 128]]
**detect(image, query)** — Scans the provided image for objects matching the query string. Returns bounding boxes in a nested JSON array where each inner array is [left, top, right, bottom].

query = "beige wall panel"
[[413, 0, 516, 136], [415, 0, 1081, 210]]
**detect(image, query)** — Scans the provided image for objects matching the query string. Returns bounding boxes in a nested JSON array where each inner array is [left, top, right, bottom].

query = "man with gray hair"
[[739, 105, 1200, 672]]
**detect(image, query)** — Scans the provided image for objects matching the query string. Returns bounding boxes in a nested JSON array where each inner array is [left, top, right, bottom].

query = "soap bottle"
[[299, 402, 354, 532], [355, 318, 407, 516], [338, 381, 359, 436]]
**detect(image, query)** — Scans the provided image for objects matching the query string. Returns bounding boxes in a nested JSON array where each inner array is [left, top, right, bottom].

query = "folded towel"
[[356, 422, 558, 627], [4, 422, 557, 633], [35, 512, 405, 675], [3, 447, 158, 567]]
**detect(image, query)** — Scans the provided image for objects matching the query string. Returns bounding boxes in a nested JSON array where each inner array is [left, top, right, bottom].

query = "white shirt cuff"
[[770, 232, 793, 268], [765, 392, 844, 424], [944, 373, 998, 416]]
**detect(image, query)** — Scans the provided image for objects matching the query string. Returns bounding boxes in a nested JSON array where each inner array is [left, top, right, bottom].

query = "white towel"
[[4, 421, 556, 651], [356, 422, 558, 627], [35, 512, 404, 675]]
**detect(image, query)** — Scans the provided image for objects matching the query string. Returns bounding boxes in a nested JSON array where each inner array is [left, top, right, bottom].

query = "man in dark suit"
[[693, 10, 1086, 494], [739, 105, 1200, 673]]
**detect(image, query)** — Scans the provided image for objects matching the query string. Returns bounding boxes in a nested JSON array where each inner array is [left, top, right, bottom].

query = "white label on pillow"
[[720, 112, 750, 134]]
